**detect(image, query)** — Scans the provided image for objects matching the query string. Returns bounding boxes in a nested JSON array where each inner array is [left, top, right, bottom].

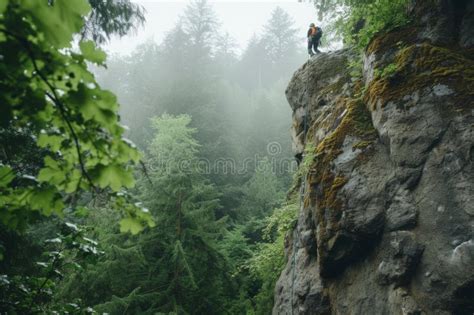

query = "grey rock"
[[274, 2, 474, 313], [414, 0, 474, 47], [286, 49, 354, 156], [386, 189, 418, 231], [459, 0, 474, 48], [450, 240, 474, 268], [388, 287, 423, 315], [432, 84, 454, 97], [376, 232, 424, 286]]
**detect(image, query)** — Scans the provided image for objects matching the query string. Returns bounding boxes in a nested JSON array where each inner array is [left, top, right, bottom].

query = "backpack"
[[314, 27, 323, 40]]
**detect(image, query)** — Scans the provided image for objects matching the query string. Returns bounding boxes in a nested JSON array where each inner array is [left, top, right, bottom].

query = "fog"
[[105, 0, 320, 55], [82, 1, 322, 311], [96, 0, 321, 175]]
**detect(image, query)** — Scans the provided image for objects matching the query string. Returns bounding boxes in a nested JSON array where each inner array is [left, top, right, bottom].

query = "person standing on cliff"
[[307, 23, 322, 56]]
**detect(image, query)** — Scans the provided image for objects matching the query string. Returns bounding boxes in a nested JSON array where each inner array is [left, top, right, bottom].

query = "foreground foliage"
[[0, 0, 153, 233], [0, 0, 150, 312]]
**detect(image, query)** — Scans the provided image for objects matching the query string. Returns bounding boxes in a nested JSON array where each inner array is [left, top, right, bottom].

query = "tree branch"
[[1, 28, 96, 190]]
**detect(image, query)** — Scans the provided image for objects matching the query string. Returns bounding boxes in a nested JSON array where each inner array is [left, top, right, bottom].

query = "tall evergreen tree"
[[261, 7, 299, 66], [182, 0, 219, 71], [236, 7, 303, 90], [140, 114, 231, 313]]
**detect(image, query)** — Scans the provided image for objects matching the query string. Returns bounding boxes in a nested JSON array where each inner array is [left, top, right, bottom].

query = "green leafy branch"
[[1, 28, 95, 189], [0, 0, 153, 234]]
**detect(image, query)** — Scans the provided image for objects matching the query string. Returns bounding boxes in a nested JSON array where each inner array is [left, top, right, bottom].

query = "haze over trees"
[[1, 0, 302, 313], [0, 0, 429, 313]]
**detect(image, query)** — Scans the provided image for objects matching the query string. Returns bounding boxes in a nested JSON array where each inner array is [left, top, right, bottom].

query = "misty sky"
[[105, 0, 321, 56]]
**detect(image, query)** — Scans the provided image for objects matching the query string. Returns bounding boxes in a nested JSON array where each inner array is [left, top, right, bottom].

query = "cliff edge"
[[274, 0, 474, 314]]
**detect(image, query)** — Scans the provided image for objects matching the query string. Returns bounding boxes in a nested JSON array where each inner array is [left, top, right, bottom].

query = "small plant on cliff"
[[373, 62, 398, 79], [299, 143, 317, 178], [312, 0, 411, 50], [348, 57, 364, 80], [289, 143, 316, 195]]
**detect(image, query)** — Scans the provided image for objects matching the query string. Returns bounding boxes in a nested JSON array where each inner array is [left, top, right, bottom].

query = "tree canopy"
[[312, 0, 411, 49], [0, 0, 152, 232]]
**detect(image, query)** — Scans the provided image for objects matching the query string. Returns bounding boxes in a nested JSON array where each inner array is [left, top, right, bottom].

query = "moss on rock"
[[365, 43, 474, 111], [303, 98, 377, 273], [366, 26, 418, 55]]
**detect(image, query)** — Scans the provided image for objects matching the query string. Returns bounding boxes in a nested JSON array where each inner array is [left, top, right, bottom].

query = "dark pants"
[[308, 37, 320, 56]]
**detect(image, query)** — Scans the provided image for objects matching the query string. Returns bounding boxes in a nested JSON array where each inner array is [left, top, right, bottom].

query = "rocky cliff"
[[274, 1, 474, 314]]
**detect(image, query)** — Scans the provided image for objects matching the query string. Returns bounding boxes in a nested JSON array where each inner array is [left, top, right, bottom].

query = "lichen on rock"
[[365, 42, 474, 112], [274, 1, 474, 313]]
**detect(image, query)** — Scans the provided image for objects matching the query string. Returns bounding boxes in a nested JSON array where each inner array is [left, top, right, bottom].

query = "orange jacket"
[[308, 26, 318, 38]]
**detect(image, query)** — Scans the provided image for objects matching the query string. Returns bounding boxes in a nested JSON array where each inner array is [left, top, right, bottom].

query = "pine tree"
[[182, 0, 219, 70], [261, 7, 299, 65], [139, 114, 234, 313], [236, 7, 302, 90]]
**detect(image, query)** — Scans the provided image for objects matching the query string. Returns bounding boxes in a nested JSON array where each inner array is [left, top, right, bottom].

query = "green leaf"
[[29, 187, 64, 216], [0, 165, 15, 187], [116, 139, 142, 163], [0, 0, 7, 15], [22, 0, 91, 48], [92, 164, 135, 191], [79, 40, 107, 65], [68, 84, 118, 127], [38, 156, 65, 185], [1, 0, 142, 232], [63, 169, 83, 193], [119, 217, 144, 235], [37, 133, 63, 151]]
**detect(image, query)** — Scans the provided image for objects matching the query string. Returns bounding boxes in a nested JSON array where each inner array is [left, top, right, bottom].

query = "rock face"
[[274, 1, 474, 314]]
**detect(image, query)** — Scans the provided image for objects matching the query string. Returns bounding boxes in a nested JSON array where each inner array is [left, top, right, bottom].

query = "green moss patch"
[[365, 43, 474, 111], [366, 26, 418, 55], [302, 98, 377, 262]]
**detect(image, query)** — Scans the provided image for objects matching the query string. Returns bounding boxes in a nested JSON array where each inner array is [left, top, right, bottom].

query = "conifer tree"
[[261, 7, 299, 65], [59, 115, 234, 314], [140, 114, 231, 313]]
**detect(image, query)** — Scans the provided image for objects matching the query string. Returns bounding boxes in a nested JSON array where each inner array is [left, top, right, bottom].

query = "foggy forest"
[[1, 0, 473, 314]]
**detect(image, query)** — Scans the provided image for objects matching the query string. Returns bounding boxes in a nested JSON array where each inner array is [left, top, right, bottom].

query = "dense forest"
[[0, 0, 305, 313], [2, 0, 471, 314]]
